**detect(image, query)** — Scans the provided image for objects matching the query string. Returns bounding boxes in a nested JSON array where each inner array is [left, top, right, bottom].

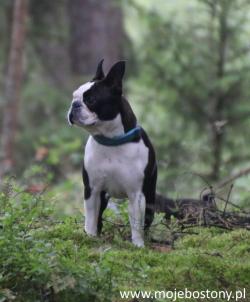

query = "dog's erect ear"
[[92, 59, 105, 81], [104, 61, 125, 91]]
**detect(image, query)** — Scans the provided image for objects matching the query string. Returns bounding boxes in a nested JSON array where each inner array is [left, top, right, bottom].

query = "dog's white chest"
[[84, 137, 148, 198]]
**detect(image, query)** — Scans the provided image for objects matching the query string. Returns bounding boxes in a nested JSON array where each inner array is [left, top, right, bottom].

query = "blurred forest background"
[[0, 0, 250, 211]]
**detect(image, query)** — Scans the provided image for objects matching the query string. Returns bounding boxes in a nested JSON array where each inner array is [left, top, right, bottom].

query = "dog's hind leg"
[[144, 167, 157, 232], [97, 191, 109, 235], [145, 204, 154, 231], [140, 129, 157, 234]]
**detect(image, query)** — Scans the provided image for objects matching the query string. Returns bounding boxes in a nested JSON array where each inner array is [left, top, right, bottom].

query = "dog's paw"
[[132, 238, 145, 248], [84, 227, 97, 237]]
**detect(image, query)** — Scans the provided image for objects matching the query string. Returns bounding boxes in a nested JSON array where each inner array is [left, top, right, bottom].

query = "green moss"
[[0, 187, 250, 302]]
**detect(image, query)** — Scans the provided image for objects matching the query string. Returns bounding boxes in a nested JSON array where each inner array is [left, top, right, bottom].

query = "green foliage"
[[16, 77, 86, 178], [1, 182, 249, 302], [0, 182, 113, 302], [125, 0, 250, 197]]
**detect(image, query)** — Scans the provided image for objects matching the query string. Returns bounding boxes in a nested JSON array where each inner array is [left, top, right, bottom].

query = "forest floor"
[[0, 182, 250, 302]]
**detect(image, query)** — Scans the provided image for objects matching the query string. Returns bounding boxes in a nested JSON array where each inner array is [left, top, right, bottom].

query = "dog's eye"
[[85, 97, 95, 106]]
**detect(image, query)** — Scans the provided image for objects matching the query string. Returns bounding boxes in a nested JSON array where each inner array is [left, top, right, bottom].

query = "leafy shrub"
[[0, 181, 113, 302]]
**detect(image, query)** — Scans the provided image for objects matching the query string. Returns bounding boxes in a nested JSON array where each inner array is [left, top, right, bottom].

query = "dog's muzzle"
[[68, 101, 83, 125]]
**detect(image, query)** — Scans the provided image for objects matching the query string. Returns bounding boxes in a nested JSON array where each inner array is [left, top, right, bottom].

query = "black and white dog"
[[67, 60, 157, 247]]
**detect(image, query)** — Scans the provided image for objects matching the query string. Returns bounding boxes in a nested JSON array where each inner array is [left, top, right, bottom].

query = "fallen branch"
[[222, 184, 233, 216], [216, 166, 250, 189], [155, 191, 250, 231]]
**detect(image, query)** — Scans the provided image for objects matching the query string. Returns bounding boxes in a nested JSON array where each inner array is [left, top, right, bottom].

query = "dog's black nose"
[[72, 100, 82, 109], [69, 112, 74, 124]]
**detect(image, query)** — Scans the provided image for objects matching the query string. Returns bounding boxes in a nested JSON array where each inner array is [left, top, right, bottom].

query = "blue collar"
[[93, 126, 141, 146]]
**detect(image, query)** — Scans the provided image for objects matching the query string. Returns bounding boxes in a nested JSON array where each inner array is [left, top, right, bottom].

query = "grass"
[[0, 182, 250, 302]]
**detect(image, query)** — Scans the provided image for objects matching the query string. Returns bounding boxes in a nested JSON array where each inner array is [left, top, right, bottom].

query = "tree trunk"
[[211, 125, 223, 181], [29, 0, 70, 87], [0, 0, 28, 179], [68, 0, 124, 76], [210, 3, 229, 181]]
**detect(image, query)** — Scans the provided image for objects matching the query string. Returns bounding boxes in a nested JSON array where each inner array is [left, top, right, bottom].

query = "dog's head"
[[67, 60, 125, 133]]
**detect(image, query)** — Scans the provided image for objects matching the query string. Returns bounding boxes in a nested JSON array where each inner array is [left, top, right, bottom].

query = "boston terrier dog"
[[67, 60, 157, 247]]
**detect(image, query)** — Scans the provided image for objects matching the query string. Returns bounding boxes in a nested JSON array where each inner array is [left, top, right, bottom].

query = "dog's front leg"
[[128, 192, 146, 247], [84, 190, 101, 236]]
